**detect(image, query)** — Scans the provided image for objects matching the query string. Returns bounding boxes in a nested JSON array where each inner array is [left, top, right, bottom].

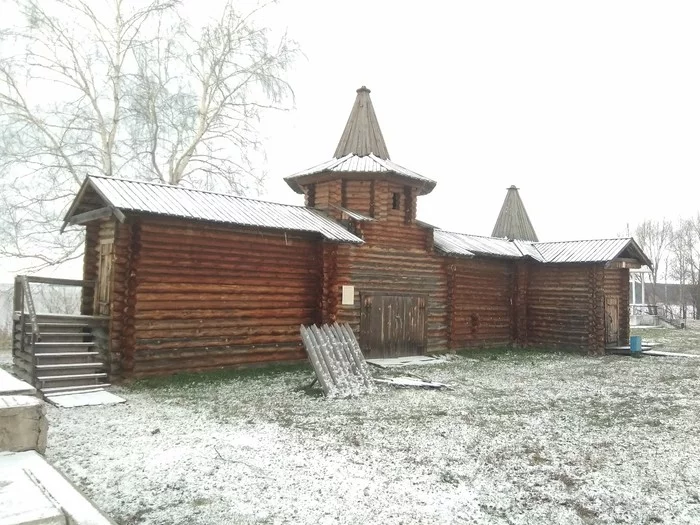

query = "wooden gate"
[[94, 240, 114, 315], [360, 294, 427, 358], [605, 296, 619, 345]]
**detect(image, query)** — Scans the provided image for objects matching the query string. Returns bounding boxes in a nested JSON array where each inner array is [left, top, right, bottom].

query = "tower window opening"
[[392, 192, 400, 210]]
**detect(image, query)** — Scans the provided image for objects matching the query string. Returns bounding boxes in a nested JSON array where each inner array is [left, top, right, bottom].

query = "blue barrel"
[[630, 335, 642, 353]]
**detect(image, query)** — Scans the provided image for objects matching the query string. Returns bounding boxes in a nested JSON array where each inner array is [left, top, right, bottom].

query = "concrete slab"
[[0, 468, 65, 525], [0, 396, 47, 454], [46, 390, 125, 408], [0, 451, 114, 525], [0, 369, 36, 396]]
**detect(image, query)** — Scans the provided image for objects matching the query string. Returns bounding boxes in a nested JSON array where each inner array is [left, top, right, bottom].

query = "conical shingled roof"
[[491, 185, 539, 242], [284, 86, 436, 195], [334, 86, 390, 159]]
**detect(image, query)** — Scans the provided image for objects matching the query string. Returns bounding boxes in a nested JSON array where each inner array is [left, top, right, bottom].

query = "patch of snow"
[[44, 335, 700, 524]]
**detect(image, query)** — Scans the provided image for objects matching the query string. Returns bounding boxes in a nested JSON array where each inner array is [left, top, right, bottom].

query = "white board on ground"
[[374, 376, 451, 389], [643, 350, 700, 358], [46, 390, 126, 408], [366, 356, 445, 368]]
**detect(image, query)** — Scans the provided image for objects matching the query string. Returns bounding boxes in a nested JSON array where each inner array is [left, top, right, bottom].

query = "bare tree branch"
[[0, 0, 298, 270]]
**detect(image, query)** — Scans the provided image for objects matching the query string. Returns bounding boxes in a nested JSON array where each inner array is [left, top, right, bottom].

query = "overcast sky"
[[3, 0, 699, 282], [259, 0, 700, 240]]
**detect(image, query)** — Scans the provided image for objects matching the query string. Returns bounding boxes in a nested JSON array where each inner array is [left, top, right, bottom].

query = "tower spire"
[[333, 86, 390, 159], [492, 185, 538, 242]]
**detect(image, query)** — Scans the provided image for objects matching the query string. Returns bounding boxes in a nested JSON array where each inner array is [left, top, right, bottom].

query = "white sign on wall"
[[341, 285, 354, 305]]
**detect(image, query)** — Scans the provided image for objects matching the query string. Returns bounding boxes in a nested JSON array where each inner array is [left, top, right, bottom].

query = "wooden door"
[[360, 294, 427, 358], [605, 296, 619, 345], [94, 240, 114, 316]]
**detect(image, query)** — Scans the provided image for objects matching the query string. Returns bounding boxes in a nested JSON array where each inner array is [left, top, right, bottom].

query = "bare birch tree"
[[633, 219, 673, 286], [668, 219, 700, 319], [0, 0, 298, 270]]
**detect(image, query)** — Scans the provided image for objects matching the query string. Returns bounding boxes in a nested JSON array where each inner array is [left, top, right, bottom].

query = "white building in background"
[[629, 268, 659, 326]]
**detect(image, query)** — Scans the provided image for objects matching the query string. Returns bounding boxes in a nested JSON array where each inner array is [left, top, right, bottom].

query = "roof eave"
[[61, 177, 94, 231], [618, 238, 654, 269], [122, 209, 365, 245], [283, 170, 436, 195], [61, 176, 127, 232]]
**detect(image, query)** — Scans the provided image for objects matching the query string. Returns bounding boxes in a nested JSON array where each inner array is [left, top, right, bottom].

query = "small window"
[[392, 192, 401, 210]]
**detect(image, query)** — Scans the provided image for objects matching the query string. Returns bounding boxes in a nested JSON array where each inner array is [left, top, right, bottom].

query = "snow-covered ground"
[[40, 330, 700, 524]]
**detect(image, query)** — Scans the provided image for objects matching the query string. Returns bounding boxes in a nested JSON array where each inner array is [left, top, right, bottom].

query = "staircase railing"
[[20, 276, 41, 342], [13, 275, 98, 384]]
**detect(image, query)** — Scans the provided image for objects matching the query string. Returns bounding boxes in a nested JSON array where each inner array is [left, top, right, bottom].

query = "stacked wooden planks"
[[300, 323, 374, 398]]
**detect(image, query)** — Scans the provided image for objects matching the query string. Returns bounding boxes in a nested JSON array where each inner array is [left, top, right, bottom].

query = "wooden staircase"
[[12, 277, 110, 397]]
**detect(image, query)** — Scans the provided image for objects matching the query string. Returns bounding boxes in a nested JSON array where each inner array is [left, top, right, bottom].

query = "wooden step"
[[39, 332, 93, 338], [36, 321, 90, 326], [35, 363, 105, 371], [41, 383, 112, 394], [37, 372, 108, 382], [34, 342, 95, 348], [35, 352, 100, 358], [35, 314, 108, 326]]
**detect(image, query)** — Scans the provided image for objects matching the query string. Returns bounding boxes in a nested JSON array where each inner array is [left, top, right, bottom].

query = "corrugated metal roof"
[[434, 230, 523, 258], [532, 238, 648, 264], [435, 230, 651, 266], [67, 176, 363, 244], [286, 153, 436, 193], [334, 86, 390, 159], [492, 186, 539, 242], [512, 239, 545, 262]]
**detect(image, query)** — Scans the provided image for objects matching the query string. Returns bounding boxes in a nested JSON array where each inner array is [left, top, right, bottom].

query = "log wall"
[[112, 217, 323, 377], [526, 264, 599, 351], [343, 180, 373, 215], [332, 226, 448, 354], [447, 257, 514, 349]]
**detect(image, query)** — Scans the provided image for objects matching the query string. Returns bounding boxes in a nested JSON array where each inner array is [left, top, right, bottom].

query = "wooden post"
[[446, 261, 455, 350], [589, 266, 606, 355]]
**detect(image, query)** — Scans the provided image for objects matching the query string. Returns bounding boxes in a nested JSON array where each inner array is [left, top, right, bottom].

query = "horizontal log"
[[133, 341, 304, 360], [135, 296, 318, 311], [130, 352, 307, 375], [135, 333, 303, 351], [134, 316, 320, 331], [134, 307, 317, 321], [133, 256, 320, 274], [139, 220, 317, 245], [137, 238, 320, 262], [136, 287, 317, 301], [135, 325, 304, 339]]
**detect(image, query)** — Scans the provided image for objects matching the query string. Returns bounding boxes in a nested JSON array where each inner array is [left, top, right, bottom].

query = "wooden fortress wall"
[[82, 216, 633, 379], [87, 216, 323, 378]]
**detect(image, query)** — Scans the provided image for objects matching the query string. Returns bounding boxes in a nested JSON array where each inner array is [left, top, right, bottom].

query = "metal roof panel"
[[79, 176, 362, 244], [434, 230, 522, 258], [533, 238, 633, 263]]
